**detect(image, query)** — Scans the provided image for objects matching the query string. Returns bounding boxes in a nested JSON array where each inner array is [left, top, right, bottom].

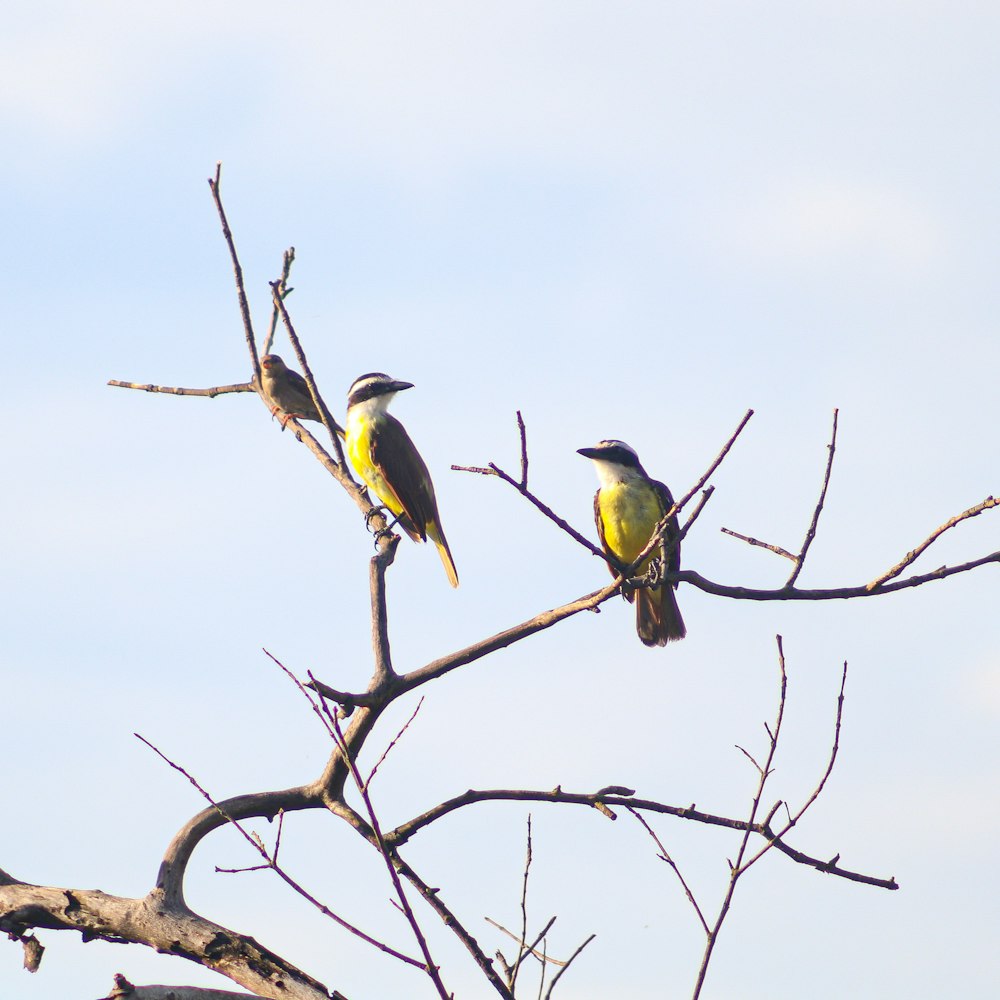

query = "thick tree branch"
[[369, 536, 400, 682], [0, 879, 330, 1000], [155, 784, 319, 910], [102, 974, 274, 1000]]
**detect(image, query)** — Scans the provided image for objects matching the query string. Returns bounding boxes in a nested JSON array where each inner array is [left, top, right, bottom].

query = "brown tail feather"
[[636, 585, 686, 648]]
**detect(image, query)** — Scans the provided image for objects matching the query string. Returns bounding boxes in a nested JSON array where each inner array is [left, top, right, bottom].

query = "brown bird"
[[260, 354, 322, 427], [578, 439, 686, 647]]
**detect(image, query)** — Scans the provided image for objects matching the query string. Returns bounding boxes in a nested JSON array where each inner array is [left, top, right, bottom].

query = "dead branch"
[[208, 163, 259, 377], [542, 933, 596, 1000], [268, 279, 348, 455], [678, 552, 1000, 600], [106, 380, 255, 396], [786, 408, 839, 586], [720, 527, 796, 561], [262, 246, 296, 357], [326, 708, 451, 999], [142, 739, 423, 969], [0, 878, 330, 1000], [383, 785, 895, 891], [626, 808, 709, 935], [867, 495, 999, 590]]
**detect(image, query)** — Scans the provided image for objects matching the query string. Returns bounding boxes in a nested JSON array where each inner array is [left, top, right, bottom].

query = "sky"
[[2, 3, 998, 999]]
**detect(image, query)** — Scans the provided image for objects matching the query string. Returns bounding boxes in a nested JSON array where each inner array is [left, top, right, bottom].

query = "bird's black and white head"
[[577, 439, 649, 485], [346, 372, 414, 415]]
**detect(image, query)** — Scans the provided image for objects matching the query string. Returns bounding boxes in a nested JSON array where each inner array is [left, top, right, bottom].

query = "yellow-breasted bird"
[[345, 373, 459, 588], [260, 354, 322, 426], [578, 439, 686, 647]]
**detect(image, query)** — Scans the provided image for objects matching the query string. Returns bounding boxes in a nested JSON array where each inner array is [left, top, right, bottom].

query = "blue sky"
[[2, 4, 998, 999]]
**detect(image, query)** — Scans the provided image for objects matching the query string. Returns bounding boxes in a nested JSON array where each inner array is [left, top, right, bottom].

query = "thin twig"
[[487, 915, 563, 968], [517, 410, 529, 488], [622, 409, 755, 586], [264, 650, 337, 736], [627, 807, 709, 935], [392, 856, 515, 999], [691, 636, 788, 998], [786, 409, 839, 587], [866, 495, 1000, 590], [451, 458, 606, 560], [742, 660, 849, 873], [510, 815, 534, 993], [367, 697, 425, 788], [208, 163, 259, 377], [543, 934, 596, 1000], [269, 282, 349, 460], [263, 246, 296, 357], [720, 527, 797, 562]]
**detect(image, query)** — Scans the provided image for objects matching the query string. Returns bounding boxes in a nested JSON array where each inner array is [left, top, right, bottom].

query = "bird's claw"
[[645, 557, 664, 587], [372, 525, 395, 547], [364, 505, 390, 530]]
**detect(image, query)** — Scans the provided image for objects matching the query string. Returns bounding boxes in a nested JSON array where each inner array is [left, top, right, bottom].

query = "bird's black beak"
[[391, 381, 415, 393], [577, 447, 601, 459]]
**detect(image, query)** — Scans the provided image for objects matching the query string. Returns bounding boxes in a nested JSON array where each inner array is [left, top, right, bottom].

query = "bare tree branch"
[[690, 637, 790, 998], [106, 381, 255, 396], [269, 279, 349, 458], [142, 737, 424, 969], [866, 495, 999, 590], [384, 785, 896, 890], [719, 527, 796, 562], [208, 163, 260, 378], [786, 408, 839, 586], [0, 877, 331, 1000], [366, 696, 425, 788], [677, 551, 1000, 600], [542, 933, 596, 1000], [324, 708, 451, 999], [102, 972, 278, 1000], [262, 246, 296, 357], [626, 807, 709, 935]]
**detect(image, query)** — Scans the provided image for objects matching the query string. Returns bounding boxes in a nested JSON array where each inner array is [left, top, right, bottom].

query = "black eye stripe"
[[348, 373, 395, 406]]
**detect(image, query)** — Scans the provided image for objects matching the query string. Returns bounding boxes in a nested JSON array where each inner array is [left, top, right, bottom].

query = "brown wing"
[[370, 415, 440, 541], [652, 479, 681, 583]]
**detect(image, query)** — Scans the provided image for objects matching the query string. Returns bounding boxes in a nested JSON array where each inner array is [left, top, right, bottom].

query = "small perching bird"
[[578, 439, 686, 648], [344, 372, 459, 588], [260, 354, 322, 426]]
